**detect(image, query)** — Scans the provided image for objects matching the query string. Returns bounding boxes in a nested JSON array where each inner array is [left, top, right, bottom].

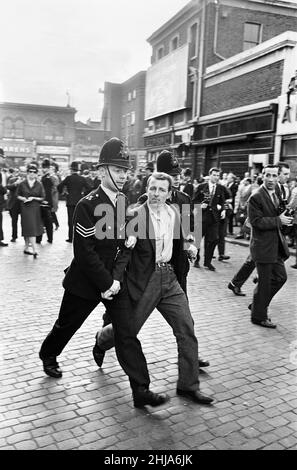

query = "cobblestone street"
[[0, 202, 297, 450]]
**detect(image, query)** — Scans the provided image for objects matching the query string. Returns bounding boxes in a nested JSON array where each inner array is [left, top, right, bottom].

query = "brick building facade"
[[0, 102, 76, 170], [101, 71, 147, 169], [143, 0, 297, 177]]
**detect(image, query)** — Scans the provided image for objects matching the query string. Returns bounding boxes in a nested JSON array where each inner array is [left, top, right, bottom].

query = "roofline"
[[0, 102, 77, 113]]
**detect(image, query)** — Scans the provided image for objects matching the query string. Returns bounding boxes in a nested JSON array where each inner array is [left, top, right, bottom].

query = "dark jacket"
[[0, 173, 7, 210], [248, 185, 290, 263], [125, 202, 189, 303], [193, 182, 226, 223], [63, 186, 131, 300], [58, 173, 92, 206]]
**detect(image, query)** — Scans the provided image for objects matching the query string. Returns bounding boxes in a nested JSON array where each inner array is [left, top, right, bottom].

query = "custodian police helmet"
[[98, 137, 130, 169], [156, 150, 181, 176]]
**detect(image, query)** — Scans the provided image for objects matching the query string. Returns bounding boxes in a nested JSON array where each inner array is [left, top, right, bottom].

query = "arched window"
[[55, 121, 65, 140], [44, 120, 54, 140], [14, 119, 24, 138], [3, 118, 13, 138]]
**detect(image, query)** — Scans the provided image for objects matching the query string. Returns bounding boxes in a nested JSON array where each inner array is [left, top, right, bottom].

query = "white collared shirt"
[[148, 203, 175, 263], [101, 184, 118, 206], [208, 182, 216, 195]]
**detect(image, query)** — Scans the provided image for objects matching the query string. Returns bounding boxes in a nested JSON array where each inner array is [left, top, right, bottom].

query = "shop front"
[[0, 140, 35, 168], [276, 92, 297, 177], [36, 144, 71, 173]]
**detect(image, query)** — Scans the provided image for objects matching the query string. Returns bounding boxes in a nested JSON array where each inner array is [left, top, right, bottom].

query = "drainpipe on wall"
[[214, 0, 226, 61], [196, 0, 206, 119]]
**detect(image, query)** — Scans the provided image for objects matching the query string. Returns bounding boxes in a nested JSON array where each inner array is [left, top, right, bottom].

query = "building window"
[[14, 119, 24, 138], [44, 120, 54, 140], [128, 92, 132, 101], [55, 122, 65, 141], [171, 35, 179, 52], [3, 118, 14, 138], [173, 110, 185, 125], [189, 23, 198, 58], [44, 120, 65, 140], [155, 116, 167, 130], [132, 89, 136, 99], [131, 111, 135, 125], [243, 22, 262, 51], [126, 113, 131, 127], [157, 46, 164, 60]]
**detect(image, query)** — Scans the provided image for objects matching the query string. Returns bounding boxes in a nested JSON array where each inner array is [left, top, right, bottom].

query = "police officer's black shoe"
[[39, 353, 62, 378], [92, 343, 105, 368], [132, 387, 170, 408]]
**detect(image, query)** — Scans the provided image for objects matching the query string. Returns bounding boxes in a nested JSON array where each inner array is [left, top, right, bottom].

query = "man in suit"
[[140, 162, 154, 195], [0, 149, 8, 247], [39, 138, 169, 409], [6, 168, 22, 242], [58, 161, 93, 243], [94, 172, 214, 405], [226, 173, 238, 235], [248, 164, 293, 329], [192, 168, 226, 271]]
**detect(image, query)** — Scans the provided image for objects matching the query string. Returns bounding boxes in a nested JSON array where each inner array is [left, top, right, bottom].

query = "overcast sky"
[[0, 0, 189, 122]]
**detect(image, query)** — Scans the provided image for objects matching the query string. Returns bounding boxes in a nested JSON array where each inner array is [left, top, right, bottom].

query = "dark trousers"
[[251, 257, 287, 322], [232, 253, 256, 288], [39, 288, 150, 391], [217, 218, 228, 256], [9, 205, 20, 240], [196, 214, 219, 266], [98, 265, 200, 392], [67, 205, 75, 242], [37, 206, 53, 243], [51, 211, 59, 228], [228, 212, 234, 235], [0, 210, 4, 241]]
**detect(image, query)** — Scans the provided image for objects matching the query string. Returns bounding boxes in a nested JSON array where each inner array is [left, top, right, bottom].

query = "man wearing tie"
[[193, 168, 226, 271], [248, 164, 293, 329], [0, 148, 8, 247]]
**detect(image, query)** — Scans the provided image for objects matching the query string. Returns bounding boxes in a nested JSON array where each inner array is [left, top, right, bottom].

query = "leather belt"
[[155, 261, 172, 269]]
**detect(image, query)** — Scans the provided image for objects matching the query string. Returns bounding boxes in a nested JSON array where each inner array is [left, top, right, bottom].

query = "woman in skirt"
[[16, 164, 45, 258]]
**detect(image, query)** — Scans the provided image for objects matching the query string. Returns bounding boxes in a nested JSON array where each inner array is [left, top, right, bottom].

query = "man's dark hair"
[[209, 167, 220, 175], [276, 162, 290, 172], [262, 164, 279, 174]]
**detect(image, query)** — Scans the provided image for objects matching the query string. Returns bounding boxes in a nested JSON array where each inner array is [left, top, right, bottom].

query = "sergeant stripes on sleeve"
[[76, 222, 96, 238]]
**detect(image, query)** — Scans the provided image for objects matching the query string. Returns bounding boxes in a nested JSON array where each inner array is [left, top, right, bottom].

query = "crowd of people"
[[1, 140, 297, 407]]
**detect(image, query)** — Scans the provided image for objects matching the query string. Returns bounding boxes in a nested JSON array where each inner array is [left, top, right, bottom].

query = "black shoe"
[[218, 255, 230, 261], [92, 343, 105, 368], [66, 239, 72, 243], [11, 238, 17, 242], [133, 388, 170, 408], [228, 282, 246, 296], [194, 261, 200, 268], [291, 264, 297, 269], [39, 353, 62, 378], [251, 318, 277, 329], [47, 239, 53, 244], [0, 241, 8, 247], [198, 358, 210, 368], [33, 253, 38, 259], [176, 389, 214, 405], [204, 263, 216, 271], [24, 250, 33, 255]]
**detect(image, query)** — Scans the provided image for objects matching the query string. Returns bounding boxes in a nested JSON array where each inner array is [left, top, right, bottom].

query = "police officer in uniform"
[[58, 161, 93, 243], [39, 137, 169, 408]]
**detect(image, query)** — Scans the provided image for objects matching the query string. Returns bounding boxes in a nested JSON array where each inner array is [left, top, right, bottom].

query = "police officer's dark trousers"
[[40, 286, 150, 391]]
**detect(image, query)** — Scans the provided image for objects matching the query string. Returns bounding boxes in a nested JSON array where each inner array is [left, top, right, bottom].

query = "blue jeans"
[[98, 264, 200, 392]]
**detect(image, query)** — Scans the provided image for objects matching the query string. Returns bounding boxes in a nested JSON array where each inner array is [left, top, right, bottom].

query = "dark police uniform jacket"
[[63, 186, 130, 301], [125, 202, 189, 303]]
